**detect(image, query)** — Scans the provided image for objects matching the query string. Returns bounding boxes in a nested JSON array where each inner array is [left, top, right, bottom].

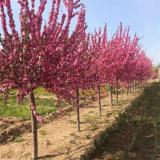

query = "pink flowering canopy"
[[45, 24, 109, 103], [99, 23, 152, 87], [43, 6, 88, 103], [0, 0, 84, 121], [0, 0, 152, 120]]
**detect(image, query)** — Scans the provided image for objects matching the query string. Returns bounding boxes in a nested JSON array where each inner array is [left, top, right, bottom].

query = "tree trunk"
[[132, 82, 134, 92], [135, 81, 137, 91], [127, 86, 129, 95], [129, 84, 131, 94], [97, 86, 102, 116], [121, 86, 123, 100], [130, 83, 132, 93], [29, 91, 38, 160], [134, 81, 136, 90], [116, 79, 118, 103], [110, 86, 113, 108], [76, 88, 80, 132]]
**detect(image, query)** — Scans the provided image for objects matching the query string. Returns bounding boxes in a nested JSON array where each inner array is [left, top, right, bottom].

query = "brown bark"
[[121, 86, 123, 100], [116, 80, 119, 103], [110, 86, 113, 108], [97, 86, 102, 116], [127, 86, 129, 95], [29, 91, 38, 160], [76, 88, 80, 132], [129, 83, 131, 94]]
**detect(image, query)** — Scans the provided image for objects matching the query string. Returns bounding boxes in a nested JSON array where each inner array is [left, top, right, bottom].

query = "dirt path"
[[0, 92, 138, 160]]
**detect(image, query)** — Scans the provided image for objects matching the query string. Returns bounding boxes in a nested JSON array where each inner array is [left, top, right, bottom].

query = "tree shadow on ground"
[[81, 82, 160, 160]]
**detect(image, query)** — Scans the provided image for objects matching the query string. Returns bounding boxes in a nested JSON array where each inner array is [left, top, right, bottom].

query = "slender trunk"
[[134, 81, 136, 90], [133, 81, 136, 92], [76, 88, 80, 132], [29, 91, 38, 160], [127, 86, 129, 95], [129, 83, 131, 94], [110, 86, 113, 108], [130, 84, 132, 93], [121, 86, 123, 100], [97, 86, 102, 116], [116, 80, 118, 103]]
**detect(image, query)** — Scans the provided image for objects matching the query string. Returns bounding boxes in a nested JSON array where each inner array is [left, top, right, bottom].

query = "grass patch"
[[34, 87, 53, 96], [9, 87, 53, 96], [39, 129, 47, 136], [14, 136, 25, 143], [0, 94, 56, 120], [83, 114, 101, 130]]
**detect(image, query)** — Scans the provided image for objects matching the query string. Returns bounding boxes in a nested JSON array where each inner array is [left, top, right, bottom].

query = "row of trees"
[[0, 0, 152, 159]]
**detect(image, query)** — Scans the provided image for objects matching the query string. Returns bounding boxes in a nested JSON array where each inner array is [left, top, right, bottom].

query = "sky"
[[0, 0, 160, 64], [81, 0, 160, 65]]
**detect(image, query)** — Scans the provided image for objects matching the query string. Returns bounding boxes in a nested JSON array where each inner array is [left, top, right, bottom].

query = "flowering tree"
[[133, 53, 152, 83], [0, 0, 152, 158], [44, 7, 90, 131], [0, 0, 83, 159], [151, 67, 158, 81], [108, 24, 131, 102], [99, 23, 152, 106], [85, 25, 108, 116], [45, 17, 108, 131], [99, 24, 130, 106]]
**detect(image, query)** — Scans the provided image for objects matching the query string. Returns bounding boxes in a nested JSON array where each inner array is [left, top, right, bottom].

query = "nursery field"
[[0, 0, 156, 160], [85, 82, 160, 160], [0, 83, 150, 160]]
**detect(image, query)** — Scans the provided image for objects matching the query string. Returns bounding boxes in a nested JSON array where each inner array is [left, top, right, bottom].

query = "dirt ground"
[[0, 92, 138, 160], [92, 83, 160, 160]]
